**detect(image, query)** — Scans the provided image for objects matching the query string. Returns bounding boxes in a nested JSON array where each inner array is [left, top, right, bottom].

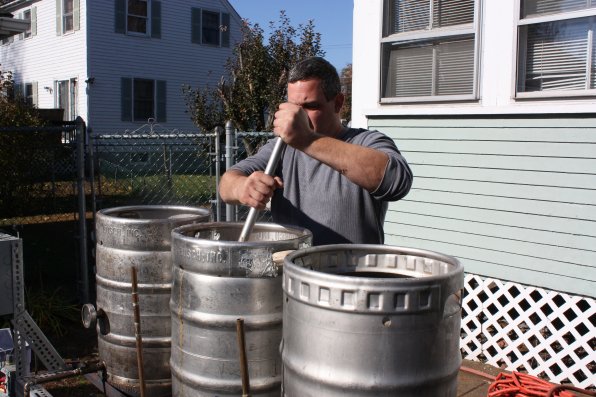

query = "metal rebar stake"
[[131, 267, 146, 397], [236, 318, 251, 397]]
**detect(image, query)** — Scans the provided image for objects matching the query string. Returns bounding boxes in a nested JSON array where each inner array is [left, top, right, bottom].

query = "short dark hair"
[[288, 57, 341, 101]]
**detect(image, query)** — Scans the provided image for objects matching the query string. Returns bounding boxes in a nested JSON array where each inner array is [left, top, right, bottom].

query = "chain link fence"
[[0, 122, 80, 227], [0, 119, 274, 302], [90, 122, 217, 215]]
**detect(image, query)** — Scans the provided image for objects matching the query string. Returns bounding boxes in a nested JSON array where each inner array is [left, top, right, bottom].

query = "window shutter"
[[31, 7, 37, 36], [18, 13, 23, 39], [221, 12, 230, 47], [121, 78, 133, 121], [156, 80, 167, 122], [13, 83, 22, 100], [74, 0, 80, 31], [151, 1, 161, 38], [191, 8, 201, 44], [32, 82, 38, 107], [56, 0, 62, 35], [115, 0, 126, 34]]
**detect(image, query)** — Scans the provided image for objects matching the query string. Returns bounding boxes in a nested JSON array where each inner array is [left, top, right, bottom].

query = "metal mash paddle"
[[238, 137, 286, 242]]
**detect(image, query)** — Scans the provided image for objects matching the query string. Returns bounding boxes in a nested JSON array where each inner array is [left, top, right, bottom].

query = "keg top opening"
[[171, 222, 313, 278], [286, 244, 462, 280], [175, 222, 312, 244], [98, 205, 211, 221]]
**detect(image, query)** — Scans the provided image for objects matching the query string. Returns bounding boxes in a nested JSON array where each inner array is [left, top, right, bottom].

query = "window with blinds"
[[517, 0, 596, 96], [381, 0, 478, 101]]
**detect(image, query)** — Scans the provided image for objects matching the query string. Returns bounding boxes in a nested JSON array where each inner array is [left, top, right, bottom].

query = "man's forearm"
[[219, 169, 247, 205], [301, 136, 389, 192]]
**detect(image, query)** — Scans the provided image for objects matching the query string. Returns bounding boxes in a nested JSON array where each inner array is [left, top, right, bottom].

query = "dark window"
[[128, 0, 148, 34], [133, 79, 155, 121], [122, 78, 166, 122], [202, 10, 220, 45], [23, 9, 32, 38], [63, 0, 74, 32], [24, 83, 33, 106]]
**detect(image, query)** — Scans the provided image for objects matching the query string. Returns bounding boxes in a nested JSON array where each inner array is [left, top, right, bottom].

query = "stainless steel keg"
[[282, 244, 464, 397], [86, 205, 211, 397], [170, 222, 312, 397]]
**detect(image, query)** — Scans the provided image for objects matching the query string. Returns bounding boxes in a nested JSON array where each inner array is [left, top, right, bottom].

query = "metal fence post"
[[76, 116, 89, 304], [225, 120, 236, 222], [214, 126, 223, 222]]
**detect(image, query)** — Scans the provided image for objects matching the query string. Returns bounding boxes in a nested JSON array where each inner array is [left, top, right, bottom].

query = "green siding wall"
[[368, 116, 596, 297]]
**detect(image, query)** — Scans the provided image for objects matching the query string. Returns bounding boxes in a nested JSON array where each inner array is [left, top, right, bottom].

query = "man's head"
[[288, 57, 341, 102], [287, 57, 344, 136]]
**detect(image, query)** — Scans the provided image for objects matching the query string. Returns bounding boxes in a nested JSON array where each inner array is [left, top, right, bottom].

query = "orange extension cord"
[[460, 366, 596, 397]]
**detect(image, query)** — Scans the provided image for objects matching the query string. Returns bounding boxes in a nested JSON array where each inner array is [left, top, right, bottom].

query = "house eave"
[[0, 15, 28, 39], [0, 0, 38, 13]]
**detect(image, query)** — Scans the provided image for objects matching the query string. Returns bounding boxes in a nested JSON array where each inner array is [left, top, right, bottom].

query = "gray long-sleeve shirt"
[[230, 128, 413, 245]]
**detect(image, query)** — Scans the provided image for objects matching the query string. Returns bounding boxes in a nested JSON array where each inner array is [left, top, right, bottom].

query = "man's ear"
[[334, 92, 345, 113]]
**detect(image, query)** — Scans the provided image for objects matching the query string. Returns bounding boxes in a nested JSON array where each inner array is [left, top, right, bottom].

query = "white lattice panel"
[[460, 274, 595, 389]]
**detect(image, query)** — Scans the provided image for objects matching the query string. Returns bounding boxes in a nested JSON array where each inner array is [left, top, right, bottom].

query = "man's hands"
[[234, 171, 283, 211], [273, 102, 318, 150]]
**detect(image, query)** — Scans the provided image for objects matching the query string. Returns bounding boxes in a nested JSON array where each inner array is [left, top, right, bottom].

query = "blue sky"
[[227, 0, 353, 72]]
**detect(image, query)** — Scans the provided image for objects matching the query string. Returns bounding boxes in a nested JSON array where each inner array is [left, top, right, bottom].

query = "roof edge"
[[1, 0, 39, 12]]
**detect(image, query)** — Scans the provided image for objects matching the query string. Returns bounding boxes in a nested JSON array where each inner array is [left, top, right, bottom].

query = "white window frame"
[[127, 0, 151, 36], [380, 0, 482, 103], [62, 0, 74, 34], [515, 2, 596, 99], [54, 78, 77, 120], [23, 9, 32, 38]]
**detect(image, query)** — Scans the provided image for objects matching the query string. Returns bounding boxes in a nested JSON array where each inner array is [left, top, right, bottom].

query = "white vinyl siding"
[[381, 0, 479, 102], [517, 0, 596, 97]]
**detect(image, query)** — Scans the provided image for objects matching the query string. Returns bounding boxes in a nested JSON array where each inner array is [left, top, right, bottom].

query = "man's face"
[[287, 78, 343, 136]]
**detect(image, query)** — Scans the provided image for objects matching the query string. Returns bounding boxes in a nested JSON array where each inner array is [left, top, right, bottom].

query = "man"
[[219, 57, 412, 245]]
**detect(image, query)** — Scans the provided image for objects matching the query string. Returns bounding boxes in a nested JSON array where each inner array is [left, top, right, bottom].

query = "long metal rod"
[[236, 318, 251, 397], [238, 137, 286, 242], [214, 126, 222, 222], [225, 121, 235, 222], [131, 267, 146, 397], [23, 361, 106, 397]]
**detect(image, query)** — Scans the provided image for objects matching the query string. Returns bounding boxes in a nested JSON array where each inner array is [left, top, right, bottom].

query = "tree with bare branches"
[[184, 11, 325, 133]]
